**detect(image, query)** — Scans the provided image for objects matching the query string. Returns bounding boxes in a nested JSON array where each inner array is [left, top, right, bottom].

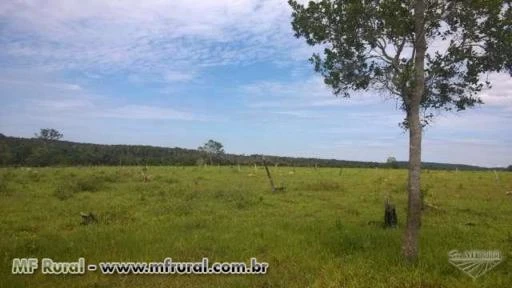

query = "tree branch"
[[375, 38, 395, 64]]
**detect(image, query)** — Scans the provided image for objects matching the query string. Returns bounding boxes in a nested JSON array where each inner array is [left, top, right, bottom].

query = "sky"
[[0, 0, 511, 167]]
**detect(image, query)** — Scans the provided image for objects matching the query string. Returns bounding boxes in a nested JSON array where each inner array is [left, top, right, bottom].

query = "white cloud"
[[430, 107, 510, 136], [479, 73, 512, 107], [270, 110, 326, 119], [242, 76, 388, 109], [99, 105, 204, 121], [422, 137, 511, 167], [0, 72, 220, 123], [0, 0, 305, 74], [239, 72, 512, 133], [0, 78, 82, 92], [32, 97, 94, 111], [164, 70, 196, 82], [23, 96, 218, 122]]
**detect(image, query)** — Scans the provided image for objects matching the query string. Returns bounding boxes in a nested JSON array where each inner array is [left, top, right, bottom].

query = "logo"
[[448, 250, 503, 280]]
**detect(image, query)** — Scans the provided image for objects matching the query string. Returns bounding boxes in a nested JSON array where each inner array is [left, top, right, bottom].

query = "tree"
[[387, 156, 397, 163], [35, 128, 63, 141], [386, 156, 399, 169], [289, 0, 512, 261], [198, 140, 225, 165]]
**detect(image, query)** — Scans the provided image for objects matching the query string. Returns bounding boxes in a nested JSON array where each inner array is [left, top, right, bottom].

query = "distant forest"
[[0, 134, 509, 171]]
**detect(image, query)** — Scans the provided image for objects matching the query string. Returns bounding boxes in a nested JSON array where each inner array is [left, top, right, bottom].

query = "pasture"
[[0, 166, 511, 287]]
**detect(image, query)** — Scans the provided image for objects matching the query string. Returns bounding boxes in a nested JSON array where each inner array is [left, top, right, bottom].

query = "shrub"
[[74, 176, 102, 192], [27, 170, 42, 182], [0, 172, 13, 195], [53, 175, 104, 200], [0, 181, 9, 195], [53, 185, 74, 200], [306, 180, 343, 192]]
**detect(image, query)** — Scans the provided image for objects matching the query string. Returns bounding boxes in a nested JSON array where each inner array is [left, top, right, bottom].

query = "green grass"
[[0, 166, 511, 287]]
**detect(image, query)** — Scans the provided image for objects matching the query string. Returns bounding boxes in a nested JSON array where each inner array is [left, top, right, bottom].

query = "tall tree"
[[198, 140, 225, 165], [386, 156, 399, 169], [289, 0, 512, 261], [35, 128, 63, 141]]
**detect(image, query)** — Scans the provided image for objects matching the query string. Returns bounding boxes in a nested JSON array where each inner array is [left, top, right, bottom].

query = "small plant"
[[27, 170, 41, 182], [163, 177, 179, 185], [0, 172, 15, 196], [420, 184, 430, 209], [0, 181, 9, 195], [421, 184, 439, 210], [234, 193, 257, 210], [53, 175, 104, 200], [75, 176, 102, 192], [306, 180, 342, 192], [141, 166, 151, 182], [335, 217, 344, 230], [97, 173, 118, 183], [174, 202, 193, 216], [53, 184, 74, 200]]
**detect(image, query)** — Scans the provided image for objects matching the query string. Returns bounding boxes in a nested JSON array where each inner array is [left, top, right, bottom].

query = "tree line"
[[0, 133, 503, 171]]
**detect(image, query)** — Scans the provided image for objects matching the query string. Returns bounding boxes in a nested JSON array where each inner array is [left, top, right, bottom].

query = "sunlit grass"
[[0, 166, 511, 287]]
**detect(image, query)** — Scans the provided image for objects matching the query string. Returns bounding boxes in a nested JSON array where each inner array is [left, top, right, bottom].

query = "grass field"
[[1, 166, 511, 287]]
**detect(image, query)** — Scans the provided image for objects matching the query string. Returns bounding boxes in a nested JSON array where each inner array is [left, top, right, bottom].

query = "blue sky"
[[0, 0, 511, 167]]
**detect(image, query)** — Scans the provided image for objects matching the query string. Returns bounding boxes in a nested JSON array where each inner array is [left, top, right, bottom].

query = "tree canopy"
[[198, 140, 225, 165], [34, 128, 63, 141], [198, 140, 225, 155], [289, 0, 512, 126]]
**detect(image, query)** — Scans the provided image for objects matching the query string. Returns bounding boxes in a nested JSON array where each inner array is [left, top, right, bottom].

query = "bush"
[[53, 185, 74, 200], [53, 175, 104, 200], [0, 181, 9, 195], [95, 171, 118, 183], [0, 172, 13, 195], [74, 176, 102, 192], [306, 180, 343, 192]]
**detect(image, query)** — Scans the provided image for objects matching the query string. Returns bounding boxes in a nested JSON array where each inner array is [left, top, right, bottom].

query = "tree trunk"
[[384, 200, 398, 228], [402, 0, 426, 262]]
